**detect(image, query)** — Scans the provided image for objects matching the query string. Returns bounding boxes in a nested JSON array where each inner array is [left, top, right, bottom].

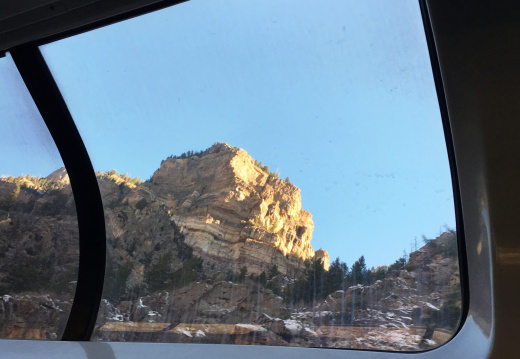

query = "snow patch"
[[137, 298, 147, 309], [147, 310, 161, 318], [236, 324, 267, 332], [262, 313, 273, 320], [283, 320, 302, 334], [108, 314, 123, 322], [422, 302, 440, 311]]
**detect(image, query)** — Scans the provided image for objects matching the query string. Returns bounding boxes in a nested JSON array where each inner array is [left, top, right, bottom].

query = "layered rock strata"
[[127, 143, 328, 275]]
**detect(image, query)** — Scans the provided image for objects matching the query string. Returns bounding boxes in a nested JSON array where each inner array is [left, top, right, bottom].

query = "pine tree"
[[350, 255, 367, 285]]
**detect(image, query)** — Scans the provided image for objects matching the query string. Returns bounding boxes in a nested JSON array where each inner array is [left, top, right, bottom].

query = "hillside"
[[92, 231, 460, 350], [0, 143, 461, 350]]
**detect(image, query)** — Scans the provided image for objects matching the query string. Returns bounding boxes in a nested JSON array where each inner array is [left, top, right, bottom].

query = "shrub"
[[135, 198, 148, 210], [266, 276, 282, 296], [238, 266, 248, 283], [170, 256, 204, 288], [388, 256, 406, 272], [2, 256, 54, 293], [144, 252, 174, 292], [1, 185, 20, 210], [268, 265, 280, 279], [104, 260, 134, 302]]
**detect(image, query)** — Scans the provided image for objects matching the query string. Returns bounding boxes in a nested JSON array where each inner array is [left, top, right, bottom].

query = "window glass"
[[0, 53, 79, 340], [40, 0, 460, 350]]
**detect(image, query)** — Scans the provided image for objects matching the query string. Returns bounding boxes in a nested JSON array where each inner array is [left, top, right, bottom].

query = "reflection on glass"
[[0, 54, 79, 339], [41, 0, 460, 350]]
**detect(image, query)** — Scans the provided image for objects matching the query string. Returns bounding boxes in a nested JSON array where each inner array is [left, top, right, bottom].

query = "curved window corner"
[[0, 53, 79, 340]]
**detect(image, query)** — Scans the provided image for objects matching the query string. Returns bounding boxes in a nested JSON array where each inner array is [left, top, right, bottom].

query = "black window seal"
[[7, 0, 188, 341], [419, 0, 470, 338], [10, 45, 106, 341], [3, 0, 187, 54]]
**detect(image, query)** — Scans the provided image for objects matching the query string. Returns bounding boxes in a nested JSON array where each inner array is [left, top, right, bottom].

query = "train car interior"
[[1, 0, 519, 358]]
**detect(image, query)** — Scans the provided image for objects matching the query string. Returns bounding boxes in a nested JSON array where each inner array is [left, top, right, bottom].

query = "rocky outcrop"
[[130, 143, 328, 275], [95, 279, 288, 342], [45, 168, 70, 185], [94, 232, 460, 350]]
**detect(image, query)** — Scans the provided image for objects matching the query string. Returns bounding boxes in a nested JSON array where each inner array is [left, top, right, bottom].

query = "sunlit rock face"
[[133, 142, 328, 275], [45, 168, 70, 185]]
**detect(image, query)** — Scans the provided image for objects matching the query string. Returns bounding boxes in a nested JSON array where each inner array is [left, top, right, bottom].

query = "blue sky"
[[1, 0, 455, 268]]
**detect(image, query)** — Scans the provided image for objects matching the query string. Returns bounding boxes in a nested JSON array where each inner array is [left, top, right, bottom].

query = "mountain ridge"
[[0, 150, 461, 349]]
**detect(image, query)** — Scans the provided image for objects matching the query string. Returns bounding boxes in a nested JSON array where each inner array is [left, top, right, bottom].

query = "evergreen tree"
[[268, 264, 280, 279], [4, 185, 20, 209], [324, 257, 348, 294], [350, 255, 367, 285], [145, 252, 174, 292], [237, 266, 248, 283]]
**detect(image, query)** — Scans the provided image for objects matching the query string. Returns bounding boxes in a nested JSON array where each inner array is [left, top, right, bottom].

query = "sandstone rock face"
[[138, 143, 328, 275]]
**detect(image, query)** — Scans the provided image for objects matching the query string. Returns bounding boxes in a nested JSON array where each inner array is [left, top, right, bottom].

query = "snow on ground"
[[262, 313, 273, 320], [236, 324, 267, 332], [422, 302, 440, 311], [304, 327, 318, 336], [283, 320, 302, 335], [137, 298, 147, 309], [107, 314, 124, 322]]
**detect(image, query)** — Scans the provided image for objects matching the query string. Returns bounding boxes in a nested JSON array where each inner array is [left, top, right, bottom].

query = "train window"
[[0, 53, 79, 340], [38, 0, 460, 351]]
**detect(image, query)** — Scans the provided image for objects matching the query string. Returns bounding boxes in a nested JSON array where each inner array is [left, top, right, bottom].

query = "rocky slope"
[[0, 175, 78, 339], [92, 232, 460, 351], [0, 144, 461, 351], [0, 143, 328, 339]]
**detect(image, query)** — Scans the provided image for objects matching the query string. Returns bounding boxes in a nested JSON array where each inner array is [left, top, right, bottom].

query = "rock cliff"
[[127, 143, 328, 275]]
